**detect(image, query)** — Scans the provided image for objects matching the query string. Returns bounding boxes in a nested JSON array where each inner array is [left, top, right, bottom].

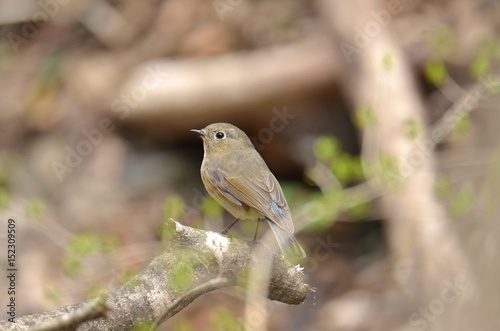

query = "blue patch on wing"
[[271, 201, 284, 220]]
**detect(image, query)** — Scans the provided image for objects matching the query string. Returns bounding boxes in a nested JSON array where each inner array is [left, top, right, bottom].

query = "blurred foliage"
[[121, 267, 140, 285], [0, 43, 13, 71], [354, 107, 377, 128], [435, 176, 474, 219], [452, 114, 471, 136], [26, 54, 63, 117], [240, 218, 259, 238], [449, 183, 474, 218], [314, 135, 342, 162], [435, 175, 451, 199], [172, 319, 196, 331], [425, 60, 448, 85], [201, 195, 224, 218], [0, 151, 20, 186], [43, 283, 63, 305], [403, 118, 421, 140], [313, 135, 363, 186], [426, 25, 456, 58], [302, 192, 343, 232], [470, 37, 500, 79], [485, 77, 500, 95], [85, 282, 107, 300], [302, 135, 372, 231], [210, 306, 244, 331], [133, 321, 156, 331], [67, 232, 102, 256], [163, 194, 186, 221], [346, 194, 370, 219], [61, 254, 83, 278], [61, 232, 121, 277], [381, 52, 395, 71], [471, 52, 491, 79], [25, 197, 45, 219], [159, 218, 179, 244], [101, 233, 121, 253], [373, 154, 403, 190], [0, 186, 9, 209]]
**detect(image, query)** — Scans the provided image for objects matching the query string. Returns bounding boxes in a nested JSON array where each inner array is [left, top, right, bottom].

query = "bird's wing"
[[203, 167, 293, 231]]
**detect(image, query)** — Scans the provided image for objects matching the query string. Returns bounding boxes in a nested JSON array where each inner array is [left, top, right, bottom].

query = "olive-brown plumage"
[[191, 123, 306, 260]]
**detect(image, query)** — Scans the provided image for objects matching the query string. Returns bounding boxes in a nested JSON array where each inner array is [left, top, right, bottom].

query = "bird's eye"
[[215, 132, 225, 139]]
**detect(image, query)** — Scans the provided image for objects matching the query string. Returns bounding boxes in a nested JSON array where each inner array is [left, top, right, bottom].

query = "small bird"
[[191, 123, 306, 261]]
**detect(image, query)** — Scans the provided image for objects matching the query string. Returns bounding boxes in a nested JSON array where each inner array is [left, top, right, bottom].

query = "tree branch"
[[1, 220, 308, 330], [116, 35, 340, 124]]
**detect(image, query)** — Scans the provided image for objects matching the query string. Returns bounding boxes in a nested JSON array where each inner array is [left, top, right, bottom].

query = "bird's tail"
[[267, 218, 306, 262]]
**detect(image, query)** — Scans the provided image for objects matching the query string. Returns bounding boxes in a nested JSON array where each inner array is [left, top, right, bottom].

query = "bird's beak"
[[190, 129, 205, 137]]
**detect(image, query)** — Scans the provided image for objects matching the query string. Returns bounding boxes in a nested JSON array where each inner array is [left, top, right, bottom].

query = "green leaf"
[[350, 156, 365, 181], [61, 255, 82, 277], [240, 219, 259, 238], [484, 77, 500, 95], [314, 136, 341, 163], [403, 118, 421, 140], [426, 25, 456, 58], [449, 183, 474, 217], [452, 114, 471, 135], [435, 176, 451, 199], [201, 195, 224, 218], [159, 218, 178, 243], [0, 186, 10, 209], [309, 191, 343, 230], [425, 61, 447, 85], [100, 234, 121, 253], [210, 307, 244, 331], [374, 154, 404, 190], [163, 195, 186, 220], [348, 201, 370, 219], [303, 196, 337, 232], [382, 53, 394, 71], [121, 267, 139, 285], [133, 321, 156, 331], [173, 319, 196, 331], [471, 53, 490, 79], [354, 107, 377, 128], [67, 232, 100, 257], [85, 282, 106, 300], [26, 197, 44, 219], [331, 153, 353, 185], [43, 283, 62, 304]]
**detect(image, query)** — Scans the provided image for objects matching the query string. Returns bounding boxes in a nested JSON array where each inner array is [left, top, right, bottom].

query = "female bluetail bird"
[[191, 123, 306, 261]]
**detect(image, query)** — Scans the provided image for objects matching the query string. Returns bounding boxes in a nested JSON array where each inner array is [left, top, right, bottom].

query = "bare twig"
[[151, 277, 229, 329], [26, 297, 108, 331]]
